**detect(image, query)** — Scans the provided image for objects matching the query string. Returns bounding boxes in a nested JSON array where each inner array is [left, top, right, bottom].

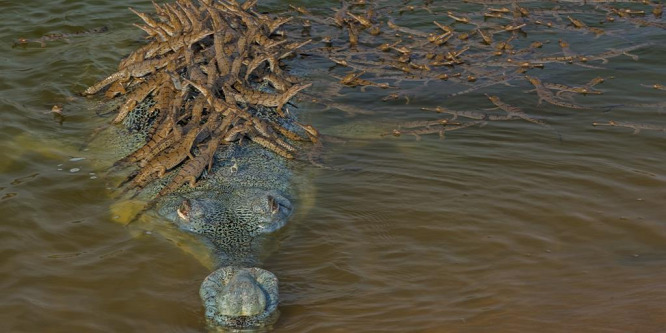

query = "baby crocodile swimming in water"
[[592, 120, 666, 134], [524, 76, 587, 110], [12, 26, 108, 48]]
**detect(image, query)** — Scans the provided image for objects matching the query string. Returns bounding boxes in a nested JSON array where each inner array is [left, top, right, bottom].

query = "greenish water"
[[1, 1, 665, 332]]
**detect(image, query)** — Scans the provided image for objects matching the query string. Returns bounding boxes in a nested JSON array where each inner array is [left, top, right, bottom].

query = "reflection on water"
[[1, 0, 664, 332]]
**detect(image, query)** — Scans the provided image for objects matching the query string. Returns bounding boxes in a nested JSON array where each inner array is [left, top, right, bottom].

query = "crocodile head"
[[156, 187, 293, 242], [154, 187, 291, 329]]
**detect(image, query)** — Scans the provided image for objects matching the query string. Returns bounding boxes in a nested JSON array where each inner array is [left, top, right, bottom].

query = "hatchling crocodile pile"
[[83, 0, 316, 197]]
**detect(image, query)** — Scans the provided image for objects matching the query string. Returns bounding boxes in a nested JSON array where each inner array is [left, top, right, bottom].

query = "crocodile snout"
[[200, 266, 279, 329], [216, 270, 267, 317]]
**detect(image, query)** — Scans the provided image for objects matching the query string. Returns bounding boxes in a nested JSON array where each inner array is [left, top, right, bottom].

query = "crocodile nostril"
[[267, 194, 293, 216], [177, 199, 191, 220], [268, 195, 279, 215]]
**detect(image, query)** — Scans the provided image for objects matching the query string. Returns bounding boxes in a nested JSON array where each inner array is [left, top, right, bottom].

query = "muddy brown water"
[[1, 1, 665, 332]]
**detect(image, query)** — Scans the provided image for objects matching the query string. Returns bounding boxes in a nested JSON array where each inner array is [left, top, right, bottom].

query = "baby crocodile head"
[[200, 266, 279, 329]]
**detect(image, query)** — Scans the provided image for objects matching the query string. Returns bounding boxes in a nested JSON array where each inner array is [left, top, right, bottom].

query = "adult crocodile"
[[90, 103, 309, 330], [83, 0, 317, 330], [158, 137, 300, 329], [97, 119, 308, 329]]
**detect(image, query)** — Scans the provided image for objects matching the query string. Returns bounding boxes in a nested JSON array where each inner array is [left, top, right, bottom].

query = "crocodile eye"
[[268, 196, 280, 215], [177, 199, 191, 220]]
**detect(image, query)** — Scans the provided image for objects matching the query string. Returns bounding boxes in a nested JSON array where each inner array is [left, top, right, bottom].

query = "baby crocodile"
[[592, 120, 666, 134], [12, 26, 108, 48]]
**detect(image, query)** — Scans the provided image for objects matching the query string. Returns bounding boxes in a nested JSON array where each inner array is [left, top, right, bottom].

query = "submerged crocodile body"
[[83, 0, 316, 330], [155, 141, 295, 328], [92, 104, 305, 329]]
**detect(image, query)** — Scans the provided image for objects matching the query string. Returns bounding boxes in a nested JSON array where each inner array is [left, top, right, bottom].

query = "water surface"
[[1, 1, 665, 332]]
